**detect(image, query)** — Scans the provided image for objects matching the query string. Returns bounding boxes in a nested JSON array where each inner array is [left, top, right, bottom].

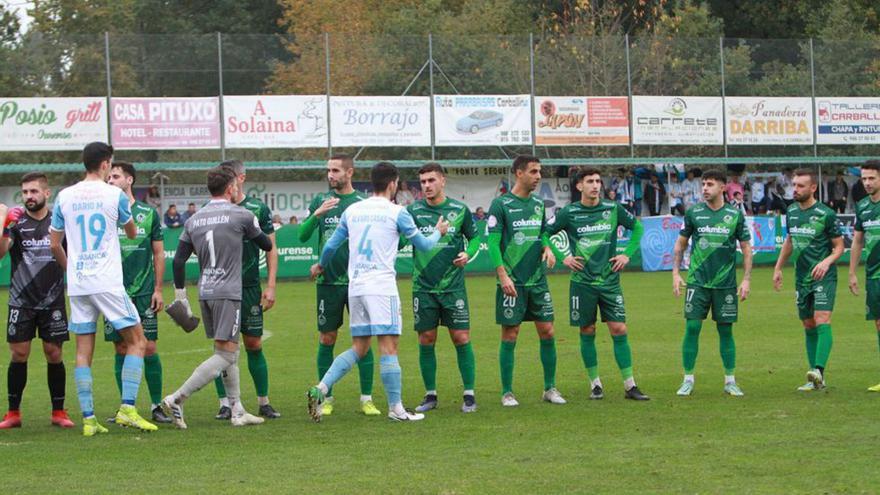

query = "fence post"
[[809, 37, 821, 200], [529, 33, 537, 156], [429, 33, 436, 161], [104, 32, 113, 145], [624, 34, 634, 158], [719, 37, 728, 158], [325, 33, 333, 158], [217, 32, 226, 161]]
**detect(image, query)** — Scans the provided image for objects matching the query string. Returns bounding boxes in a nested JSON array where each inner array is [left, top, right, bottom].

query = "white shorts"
[[69, 291, 141, 335], [349, 295, 402, 337]]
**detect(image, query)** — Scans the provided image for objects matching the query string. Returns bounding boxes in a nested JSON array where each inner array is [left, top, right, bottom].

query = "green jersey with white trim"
[[487, 192, 548, 287], [855, 196, 880, 279], [785, 201, 842, 285], [307, 190, 367, 285], [119, 200, 162, 297], [238, 196, 274, 288], [408, 198, 479, 293], [680, 202, 750, 289]]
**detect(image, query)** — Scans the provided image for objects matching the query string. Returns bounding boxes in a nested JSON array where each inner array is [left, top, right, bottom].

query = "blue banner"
[[746, 216, 776, 252], [639, 216, 686, 272]]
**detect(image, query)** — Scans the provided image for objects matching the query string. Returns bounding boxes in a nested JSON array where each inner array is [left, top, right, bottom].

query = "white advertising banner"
[[223, 95, 327, 148], [433, 94, 532, 146], [816, 97, 880, 144], [329, 96, 430, 147], [0, 97, 108, 151], [632, 96, 723, 145], [725, 97, 813, 145], [534, 96, 630, 146]]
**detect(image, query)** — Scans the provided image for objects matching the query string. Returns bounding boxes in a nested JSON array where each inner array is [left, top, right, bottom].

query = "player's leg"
[[709, 288, 742, 396], [41, 334, 73, 428], [114, 322, 157, 431], [68, 296, 106, 436], [308, 334, 371, 422], [378, 333, 422, 422], [413, 292, 441, 412], [240, 285, 278, 418], [528, 284, 564, 404], [136, 296, 167, 423], [871, 319, 880, 391], [866, 279, 880, 391], [807, 279, 836, 387], [796, 285, 822, 390], [572, 283, 601, 397], [442, 289, 476, 412], [608, 323, 649, 401], [0, 337, 30, 429], [497, 285, 525, 406], [679, 286, 710, 396]]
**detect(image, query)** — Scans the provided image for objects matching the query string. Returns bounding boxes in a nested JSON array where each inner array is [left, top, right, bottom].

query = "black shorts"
[[7, 306, 69, 343]]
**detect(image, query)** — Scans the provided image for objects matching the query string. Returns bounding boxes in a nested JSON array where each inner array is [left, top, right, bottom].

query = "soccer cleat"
[[51, 410, 75, 428], [320, 397, 335, 416], [388, 408, 425, 422], [259, 404, 281, 419], [797, 382, 815, 391], [501, 392, 519, 407], [461, 394, 477, 413], [82, 417, 108, 437], [806, 369, 824, 389], [868, 383, 880, 392], [231, 411, 265, 427], [161, 396, 187, 430], [590, 385, 604, 400], [214, 405, 232, 420], [360, 400, 381, 416], [415, 394, 438, 413], [0, 411, 22, 429], [625, 386, 650, 401], [115, 405, 158, 432], [724, 382, 744, 397], [307, 386, 324, 423], [542, 388, 567, 404], [105, 413, 117, 424], [151, 406, 172, 424], [677, 380, 695, 396]]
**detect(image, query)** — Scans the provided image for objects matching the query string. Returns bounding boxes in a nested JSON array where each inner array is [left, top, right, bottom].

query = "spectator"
[[180, 202, 197, 223], [613, 168, 635, 214], [164, 204, 182, 228], [852, 176, 868, 205], [289, 215, 299, 225], [668, 173, 685, 216], [606, 188, 617, 201], [682, 169, 701, 210], [780, 168, 795, 206], [644, 173, 665, 216], [731, 191, 749, 215], [747, 174, 767, 214], [146, 185, 161, 210], [272, 214, 283, 231], [631, 169, 643, 216], [766, 176, 787, 214], [473, 206, 486, 221], [724, 174, 745, 203], [826, 171, 848, 214]]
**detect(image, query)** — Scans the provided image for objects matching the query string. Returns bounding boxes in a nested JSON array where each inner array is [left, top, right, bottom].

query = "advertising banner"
[[725, 97, 813, 145], [111, 97, 221, 149], [534, 96, 629, 145], [815, 97, 880, 144], [329, 96, 430, 147], [223, 95, 327, 148], [434, 94, 532, 146], [639, 215, 687, 271], [745, 216, 776, 252], [0, 97, 107, 151], [632, 96, 723, 145]]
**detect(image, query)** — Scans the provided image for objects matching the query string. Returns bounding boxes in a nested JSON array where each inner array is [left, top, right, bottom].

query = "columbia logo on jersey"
[[512, 218, 541, 228], [697, 225, 731, 234], [862, 219, 880, 228], [21, 238, 50, 248], [790, 226, 818, 235], [577, 224, 613, 234]]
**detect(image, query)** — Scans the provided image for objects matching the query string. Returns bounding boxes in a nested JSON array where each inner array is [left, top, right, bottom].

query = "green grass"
[[5, 266, 880, 494]]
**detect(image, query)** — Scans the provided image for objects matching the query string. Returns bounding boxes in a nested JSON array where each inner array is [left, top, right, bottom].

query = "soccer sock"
[[214, 376, 227, 399], [357, 347, 375, 397], [499, 340, 516, 395], [455, 342, 476, 392], [47, 362, 65, 411], [539, 337, 557, 391], [177, 352, 235, 401], [612, 334, 634, 385], [144, 354, 163, 406], [419, 344, 437, 393], [814, 323, 833, 370], [113, 353, 125, 396], [320, 348, 360, 391], [246, 348, 269, 398], [220, 352, 242, 413], [379, 354, 402, 409], [317, 342, 335, 396], [804, 327, 819, 369], [682, 320, 703, 374], [8, 361, 27, 411], [74, 366, 94, 418], [120, 354, 144, 406], [717, 324, 736, 375], [579, 333, 599, 381]]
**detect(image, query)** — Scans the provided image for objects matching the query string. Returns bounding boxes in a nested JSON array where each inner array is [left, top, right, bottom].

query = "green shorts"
[[413, 290, 470, 332], [496, 283, 554, 326], [569, 282, 625, 327], [866, 278, 880, 321], [684, 286, 738, 323], [317, 284, 348, 333], [795, 279, 837, 320], [104, 294, 157, 342], [241, 285, 264, 337]]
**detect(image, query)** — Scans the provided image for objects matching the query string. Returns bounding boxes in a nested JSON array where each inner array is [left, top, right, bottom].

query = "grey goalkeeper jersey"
[[179, 199, 263, 301]]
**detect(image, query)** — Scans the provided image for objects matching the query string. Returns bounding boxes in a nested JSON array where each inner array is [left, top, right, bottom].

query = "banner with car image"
[[534, 96, 630, 145], [433, 94, 532, 146]]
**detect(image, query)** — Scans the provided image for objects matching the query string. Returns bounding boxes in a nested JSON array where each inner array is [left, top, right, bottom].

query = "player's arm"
[[813, 215, 845, 282], [773, 237, 793, 291], [672, 235, 688, 296], [486, 203, 516, 297], [313, 211, 349, 280], [48, 201, 67, 270], [454, 211, 482, 267], [611, 213, 644, 272], [117, 191, 136, 239], [397, 209, 444, 252], [539, 208, 557, 269], [263, 231, 278, 311], [172, 239, 192, 290], [739, 240, 753, 301], [850, 230, 864, 295], [151, 239, 165, 312], [298, 195, 339, 242]]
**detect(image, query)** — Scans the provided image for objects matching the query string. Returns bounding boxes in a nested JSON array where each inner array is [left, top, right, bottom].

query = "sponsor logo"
[[318, 314, 327, 325], [455, 299, 465, 310], [534, 205, 542, 216], [136, 213, 146, 223], [487, 215, 498, 228], [513, 232, 526, 245], [571, 310, 580, 321], [576, 224, 613, 234], [503, 308, 514, 319], [789, 226, 817, 235], [512, 218, 542, 228], [665, 98, 688, 117], [413, 313, 420, 324], [816, 285, 824, 292], [543, 292, 551, 302], [52, 310, 62, 321], [7, 324, 14, 336], [602, 210, 611, 219], [723, 214, 733, 223], [21, 237, 50, 248], [615, 295, 624, 304], [697, 225, 731, 234], [250, 305, 260, 315], [685, 303, 693, 313], [698, 237, 710, 250], [447, 211, 458, 221], [725, 294, 734, 304]]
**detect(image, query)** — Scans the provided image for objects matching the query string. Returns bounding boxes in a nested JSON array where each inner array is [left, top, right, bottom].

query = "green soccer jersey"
[[487, 192, 548, 287], [855, 196, 880, 279], [307, 190, 367, 285], [785, 201, 842, 285], [546, 200, 636, 287], [680, 202, 750, 289], [238, 195, 274, 288], [118, 200, 162, 297], [408, 198, 479, 293]]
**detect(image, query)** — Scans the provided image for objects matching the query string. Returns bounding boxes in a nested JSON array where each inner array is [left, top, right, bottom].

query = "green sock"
[[419, 344, 437, 392], [113, 353, 125, 396], [358, 347, 374, 396], [579, 333, 599, 380], [814, 323, 833, 369], [877, 331, 880, 360], [455, 342, 476, 391], [611, 334, 634, 381], [214, 376, 227, 399], [317, 342, 335, 396], [682, 320, 703, 374], [247, 348, 269, 397], [717, 324, 736, 375], [499, 340, 516, 395], [144, 354, 163, 405], [804, 327, 818, 369], [539, 337, 557, 391]]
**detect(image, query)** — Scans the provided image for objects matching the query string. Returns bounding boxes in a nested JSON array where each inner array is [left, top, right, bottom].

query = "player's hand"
[[453, 251, 469, 267], [773, 270, 783, 292], [174, 288, 193, 317], [435, 215, 449, 236], [610, 254, 629, 272], [563, 255, 584, 272], [812, 261, 830, 281], [849, 272, 860, 296], [0, 203, 9, 226], [150, 289, 164, 313], [314, 197, 340, 217], [261, 286, 276, 311], [309, 263, 324, 281], [672, 273, 686, 297], [499, 272, 517, 298], [738, 279, 750, 302], [542, 247, 556, 269]]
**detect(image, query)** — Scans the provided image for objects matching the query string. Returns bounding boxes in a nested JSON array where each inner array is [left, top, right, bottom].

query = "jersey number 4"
[[357, 225, 373, 261]]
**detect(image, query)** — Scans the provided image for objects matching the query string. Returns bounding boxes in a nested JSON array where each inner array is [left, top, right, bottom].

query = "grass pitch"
[[4, 266, 880, 494]]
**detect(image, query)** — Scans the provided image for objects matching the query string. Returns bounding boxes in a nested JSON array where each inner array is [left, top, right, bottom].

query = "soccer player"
[[547, 167, 650, 400], [105, 162, 169, 424], [0, 173, 74, 429], [161, 166, 273, 429], [773, 168, 843, 391], [299, 154, 378, 417], [672, 170, 753, 396], [306, 162, 448, 422], [212, 160, 280, 420], [49, 142, 157, 436], [488, 155, 565, 407], [407, 163, 480, 413]]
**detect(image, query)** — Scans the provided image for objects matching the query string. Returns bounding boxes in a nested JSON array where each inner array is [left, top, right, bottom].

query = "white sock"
[[463, 389, 474, 397], [624, 377, 636, 390], [317, 382, 329, 395], [232, 400, 245, 416], [684, 374, 695, 383], [151, 403, 158, 410], [219, 397, 230, 408], [590, 378, 602, 388], [257, 396, 269, 406], [360, 394, 372, 403], [725, 375, 736, 385], [390, 402, 405, 415], [425, 390, 437, 397]]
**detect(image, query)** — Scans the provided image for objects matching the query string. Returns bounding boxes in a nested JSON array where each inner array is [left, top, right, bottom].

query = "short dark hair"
[[111, 161, 136, 183], [207, 166, 237, 196], [219, 159, 245, 176], [82, 142, 113, 172], [330, 153, 354, 169], [701, 169, 727, 184], [576, 167, 602, 182], [168, 204, 177, 209], [512, 155, 540, 172], [371, 162, 399, 193], [418, 162, 445, 176], [20, 172, 48, 187], [793, 167, 818, 185], [188, 202, 195, 207], [863, 160, 880, 173]]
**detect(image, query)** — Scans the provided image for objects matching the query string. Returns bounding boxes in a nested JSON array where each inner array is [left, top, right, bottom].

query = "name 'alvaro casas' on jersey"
[[680, 203, 750, 289], [487, 192, 548, 287], [407, 198, 479, 293]]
